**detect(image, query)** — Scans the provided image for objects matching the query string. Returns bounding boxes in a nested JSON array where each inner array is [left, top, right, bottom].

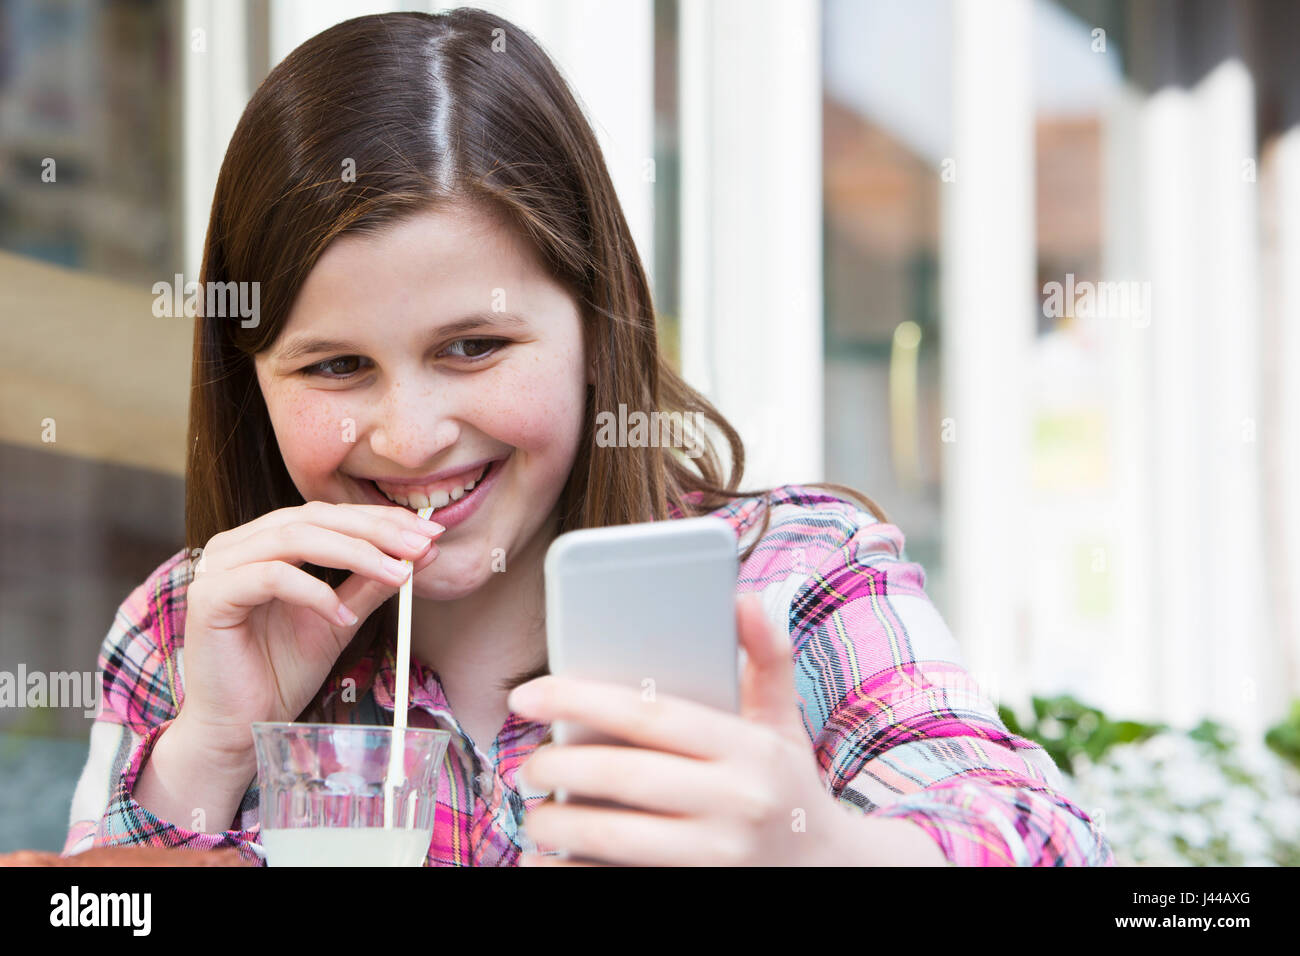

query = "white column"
[[1191, 61, 1269, 739], [183, 0, 253, 278], [678, 0, 714, 402], [1102, 86, 1159, 720], [1132, 61, 1271, 737], [678, 0, 823, 489], [268, 0, 415, 63], [941, 0, 1034, 699], [1104, 60, 1279, 738], [1141, 85, 1204, 728], [1270, 126, 1300, 703], [480, 0, 655, 288]]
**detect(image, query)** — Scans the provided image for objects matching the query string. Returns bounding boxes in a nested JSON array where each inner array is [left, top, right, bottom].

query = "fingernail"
[[382, 556, 411, 580], [508, 682, 542, 713], [337, 604, 358, 626], [402, 530, 434, 550], [420, 518, 446, 535]]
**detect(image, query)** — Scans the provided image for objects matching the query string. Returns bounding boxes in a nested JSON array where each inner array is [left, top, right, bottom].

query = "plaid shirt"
[[63, 485, 1113, 866]]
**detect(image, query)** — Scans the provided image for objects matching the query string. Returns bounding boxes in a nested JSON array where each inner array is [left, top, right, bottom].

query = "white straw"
[[385, 505, 437, 829]]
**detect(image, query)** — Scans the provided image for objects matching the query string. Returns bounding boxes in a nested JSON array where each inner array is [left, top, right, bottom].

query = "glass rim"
[[250, 721, 451, 738]]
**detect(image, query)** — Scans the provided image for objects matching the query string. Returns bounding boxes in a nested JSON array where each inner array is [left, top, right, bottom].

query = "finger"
[[193, 561, 357, 630], [334, 543, 439, 624], [521, 744, 734, 817], [207, 501, 444, 553], [509, 675, 758, 762], [736, 594, 803, 738], [524, 803, 728, 867], [204, 522, 427, 587]]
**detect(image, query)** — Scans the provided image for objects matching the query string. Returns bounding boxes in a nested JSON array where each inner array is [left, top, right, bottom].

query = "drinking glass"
[[252, 722, 451, 866]]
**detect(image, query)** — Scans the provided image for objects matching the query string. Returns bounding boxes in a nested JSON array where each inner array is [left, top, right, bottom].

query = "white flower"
[[1059, 728, 1300, 866], [1221, 786, 1261, 818], [1143, 734, 1180, 762], [1178, 813, 1212, 848], [1107, 745, 1151, 779], [1171, 761, 1224, 808], [1260, 798, 1300, 837]]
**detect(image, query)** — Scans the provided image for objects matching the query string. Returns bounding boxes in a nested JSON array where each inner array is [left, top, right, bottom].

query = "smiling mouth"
[[367, 459, 499, 513]]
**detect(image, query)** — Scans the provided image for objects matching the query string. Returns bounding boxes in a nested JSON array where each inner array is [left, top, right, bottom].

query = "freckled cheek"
[[266, 390, 356, 484], [478, 357, 586, 452]]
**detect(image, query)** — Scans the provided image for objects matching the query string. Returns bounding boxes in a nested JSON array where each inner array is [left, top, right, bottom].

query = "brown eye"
[[445, 338, 504, 360], [306, 356, 366, 378]]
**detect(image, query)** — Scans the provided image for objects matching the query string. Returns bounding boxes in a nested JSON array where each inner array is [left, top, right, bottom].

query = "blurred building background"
[[1, 0, 1297, 860]]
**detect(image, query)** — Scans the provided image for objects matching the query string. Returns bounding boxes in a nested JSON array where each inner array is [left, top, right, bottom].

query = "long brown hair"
[[187, 7, 886, 716]]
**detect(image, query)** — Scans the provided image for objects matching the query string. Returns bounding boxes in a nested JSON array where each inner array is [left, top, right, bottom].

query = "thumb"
[[334, 571, 400, 628], [333, 545, 437, 631], [736, 593, 804, 743]]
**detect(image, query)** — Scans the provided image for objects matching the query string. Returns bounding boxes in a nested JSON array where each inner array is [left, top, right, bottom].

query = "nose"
[[367, 377, 459, 471]]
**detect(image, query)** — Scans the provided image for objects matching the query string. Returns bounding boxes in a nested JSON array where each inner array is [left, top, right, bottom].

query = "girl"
[[63, 8, 1112, 867]]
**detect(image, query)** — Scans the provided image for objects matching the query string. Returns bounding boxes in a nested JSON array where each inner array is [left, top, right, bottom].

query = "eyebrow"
[[274, 312, 530, 363]]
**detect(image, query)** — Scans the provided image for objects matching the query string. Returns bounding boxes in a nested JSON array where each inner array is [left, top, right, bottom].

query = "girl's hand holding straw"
[[177, 502, 444, 766]]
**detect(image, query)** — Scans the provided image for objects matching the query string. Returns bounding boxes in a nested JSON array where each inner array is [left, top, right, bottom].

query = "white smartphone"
[[543, 515, 742, 823]]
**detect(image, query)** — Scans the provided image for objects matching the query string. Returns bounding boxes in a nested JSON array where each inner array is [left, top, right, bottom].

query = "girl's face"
[[253, 202, 590, 599]]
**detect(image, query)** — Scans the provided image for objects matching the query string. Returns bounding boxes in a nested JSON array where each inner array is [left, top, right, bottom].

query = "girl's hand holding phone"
[[177, 502, 444, 761], [510, 595, 866, 866]]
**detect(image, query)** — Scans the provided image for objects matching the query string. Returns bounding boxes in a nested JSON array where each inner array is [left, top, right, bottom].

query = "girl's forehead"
[[312, 205, 531, 283], [286, 208, 555, 324], [260, 205, 579, 361]]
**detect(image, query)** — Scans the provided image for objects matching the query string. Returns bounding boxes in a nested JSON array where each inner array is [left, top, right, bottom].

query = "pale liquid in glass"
[[261, 827, 432, 867]]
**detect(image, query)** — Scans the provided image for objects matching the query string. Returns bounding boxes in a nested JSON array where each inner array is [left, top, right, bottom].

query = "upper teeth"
[[377, 466, 487, 510]]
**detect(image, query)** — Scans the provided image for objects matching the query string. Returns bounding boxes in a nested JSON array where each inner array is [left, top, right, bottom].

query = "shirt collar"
[[370, 636, 452, 714], [321, 634, 548, 747], [317, 634, 448, 716]]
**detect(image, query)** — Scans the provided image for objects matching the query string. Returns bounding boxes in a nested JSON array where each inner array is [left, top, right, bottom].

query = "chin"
[[411, 558, 490, 601]]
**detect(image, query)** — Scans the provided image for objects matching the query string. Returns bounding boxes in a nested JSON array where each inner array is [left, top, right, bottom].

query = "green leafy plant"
[[997, 693, 1166, 777], [1264, 699, 1300, 772], [1000, 694, 1300, 865]]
